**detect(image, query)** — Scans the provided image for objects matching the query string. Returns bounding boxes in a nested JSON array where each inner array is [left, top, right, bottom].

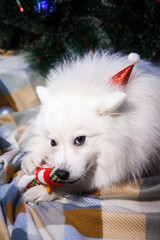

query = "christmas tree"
[[0, 0, 160, 76]]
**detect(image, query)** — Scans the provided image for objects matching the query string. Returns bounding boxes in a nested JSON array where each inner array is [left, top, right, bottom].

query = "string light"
[[16, 0, 24, 13]]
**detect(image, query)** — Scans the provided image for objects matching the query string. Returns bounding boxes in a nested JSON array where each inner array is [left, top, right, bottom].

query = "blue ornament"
[[34, 0, 57, 18]]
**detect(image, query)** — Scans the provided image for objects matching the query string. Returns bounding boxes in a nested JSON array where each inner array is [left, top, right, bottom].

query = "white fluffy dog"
[[21, 51, 160, 203]]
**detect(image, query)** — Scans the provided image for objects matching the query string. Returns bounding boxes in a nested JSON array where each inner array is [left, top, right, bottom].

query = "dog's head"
[[35, 85, 127, 184]]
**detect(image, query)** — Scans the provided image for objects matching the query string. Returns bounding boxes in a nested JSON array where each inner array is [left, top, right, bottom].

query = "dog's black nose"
[[55, 169, 70, 180]]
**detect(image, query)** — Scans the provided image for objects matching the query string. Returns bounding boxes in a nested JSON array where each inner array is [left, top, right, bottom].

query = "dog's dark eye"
[[51, 139, 57, 147], [74, 136, 86, 146]]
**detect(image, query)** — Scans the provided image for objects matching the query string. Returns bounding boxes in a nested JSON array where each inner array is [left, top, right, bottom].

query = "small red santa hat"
[[109, 53, 140, 87]]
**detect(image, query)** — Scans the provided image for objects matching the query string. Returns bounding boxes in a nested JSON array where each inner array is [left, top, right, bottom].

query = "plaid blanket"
[[0, 55, 160, 240]]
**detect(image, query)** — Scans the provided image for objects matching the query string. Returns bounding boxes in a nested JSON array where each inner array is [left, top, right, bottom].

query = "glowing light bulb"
[[20, 7, 24, 12]]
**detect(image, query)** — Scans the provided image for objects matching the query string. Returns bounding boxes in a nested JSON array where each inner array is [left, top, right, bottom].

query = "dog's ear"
[[36, 86, 49, 104], [97, 91, 127, 115]]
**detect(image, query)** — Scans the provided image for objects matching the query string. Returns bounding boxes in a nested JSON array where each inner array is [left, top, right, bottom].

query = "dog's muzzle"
[[66, 178, 81, 184], [55, 168, 81, 184]]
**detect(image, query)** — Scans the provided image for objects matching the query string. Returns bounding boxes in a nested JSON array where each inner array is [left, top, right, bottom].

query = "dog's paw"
[[23, 185, 63, 203], [21, 154, 38, 174], [21, 152, 45, 174]]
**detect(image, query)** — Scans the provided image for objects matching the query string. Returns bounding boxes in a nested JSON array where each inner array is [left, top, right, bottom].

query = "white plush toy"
[[17, 166, 65, 194]]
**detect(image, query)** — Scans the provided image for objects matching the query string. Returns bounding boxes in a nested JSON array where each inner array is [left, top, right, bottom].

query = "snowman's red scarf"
[[27, 167, 65, 192]]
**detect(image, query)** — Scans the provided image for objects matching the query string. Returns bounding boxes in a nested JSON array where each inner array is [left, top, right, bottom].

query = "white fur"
[[21, 51, 160, 203]]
